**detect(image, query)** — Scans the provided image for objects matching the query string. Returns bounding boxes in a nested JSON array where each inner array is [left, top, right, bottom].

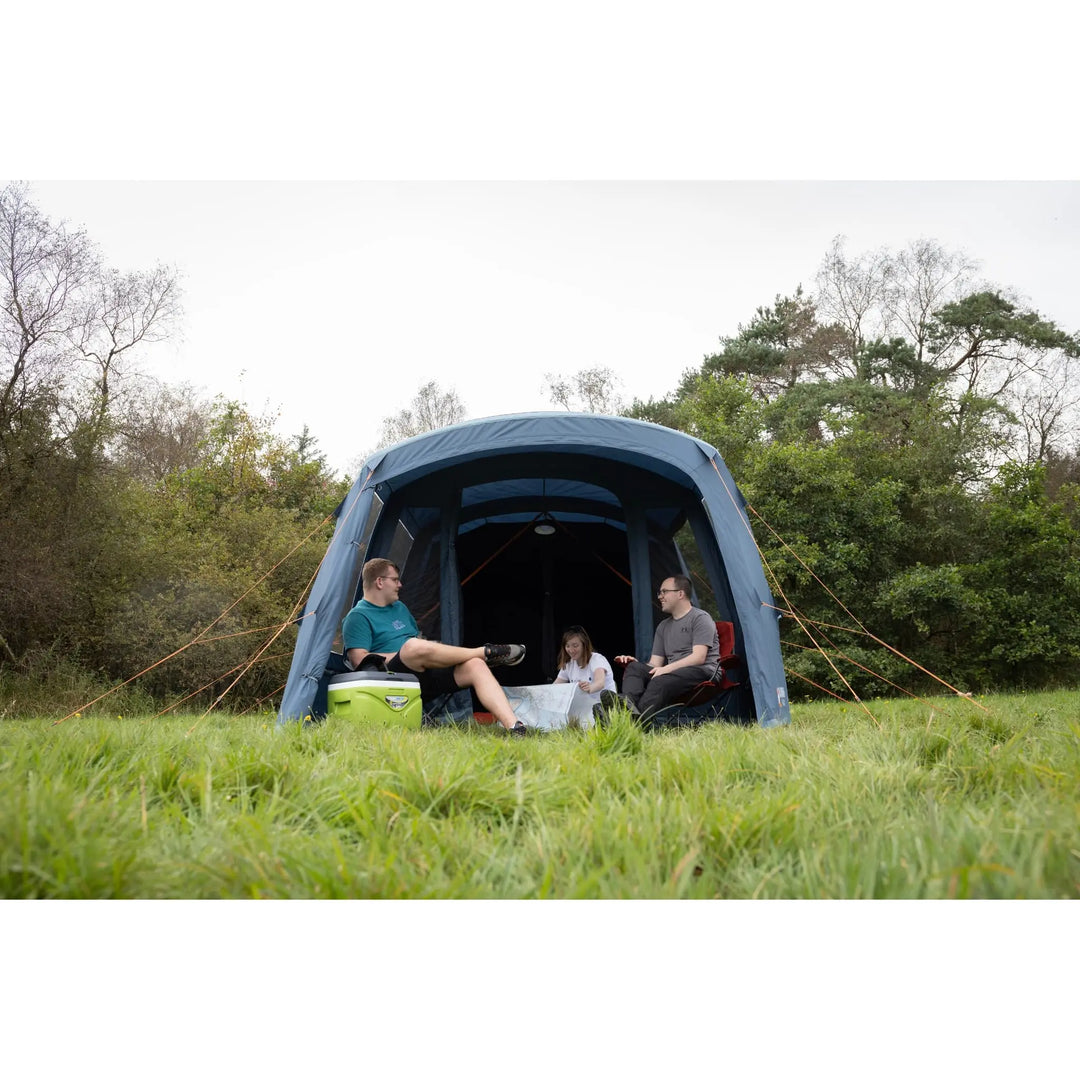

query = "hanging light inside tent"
[[534, 512, 557, 536], [534, 480, 556, 535]]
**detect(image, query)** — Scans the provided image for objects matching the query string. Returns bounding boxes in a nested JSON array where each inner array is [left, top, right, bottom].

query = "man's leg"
[[451, 657, 521, 730], [390, 649, 525, 734], [398, 638, 523, 671], [619, 660, 653, 711], [636, 667, 713, 726]]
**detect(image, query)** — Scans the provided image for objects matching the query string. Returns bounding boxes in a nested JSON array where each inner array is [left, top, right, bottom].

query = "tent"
[[278, 413, 790, 728]]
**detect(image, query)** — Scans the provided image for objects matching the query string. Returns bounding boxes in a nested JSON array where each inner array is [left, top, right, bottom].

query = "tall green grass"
[[2, 690, 1077, 898]]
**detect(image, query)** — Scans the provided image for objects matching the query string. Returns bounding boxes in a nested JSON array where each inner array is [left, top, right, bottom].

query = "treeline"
[[1, 184, 348, 714], [626, 239, 1080, 698]]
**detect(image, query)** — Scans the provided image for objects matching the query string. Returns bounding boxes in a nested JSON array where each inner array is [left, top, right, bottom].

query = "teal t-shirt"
[[342, 599, 419, 655]]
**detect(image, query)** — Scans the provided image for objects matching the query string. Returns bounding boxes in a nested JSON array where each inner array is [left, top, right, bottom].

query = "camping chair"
[[615, 620, 750, 728], [678, 620, 744, 707], [657, 620, 748, 725]]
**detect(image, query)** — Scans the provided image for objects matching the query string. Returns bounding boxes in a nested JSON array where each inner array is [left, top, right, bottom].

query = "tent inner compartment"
[[456, 522, 634, 686]]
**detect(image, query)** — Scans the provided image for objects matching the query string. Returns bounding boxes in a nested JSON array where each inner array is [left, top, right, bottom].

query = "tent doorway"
[[457, 521, 634, 685]]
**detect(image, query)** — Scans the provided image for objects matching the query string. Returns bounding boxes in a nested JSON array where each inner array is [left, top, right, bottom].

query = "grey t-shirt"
[[652, 607, 720, 669]]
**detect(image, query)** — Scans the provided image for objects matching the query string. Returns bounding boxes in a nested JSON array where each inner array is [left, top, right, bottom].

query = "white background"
[[6, 1, 1074, 1071]]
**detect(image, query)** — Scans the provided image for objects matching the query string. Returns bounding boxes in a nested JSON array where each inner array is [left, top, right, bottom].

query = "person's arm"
[[346, 646, 397, 668], [650, 645, 708, 677], [343, 609, 397, 669], [580, 666, 608, 693], [615, 651, 663, 667]]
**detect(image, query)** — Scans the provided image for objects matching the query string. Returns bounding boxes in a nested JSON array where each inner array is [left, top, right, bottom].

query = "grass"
[[1, 690, 1077, 898]]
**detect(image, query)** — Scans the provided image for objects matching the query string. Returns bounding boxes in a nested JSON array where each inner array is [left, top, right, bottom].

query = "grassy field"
[[2, 689, 1077, 899]]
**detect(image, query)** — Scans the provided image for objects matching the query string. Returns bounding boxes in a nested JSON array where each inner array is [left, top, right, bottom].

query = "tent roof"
[[360, 411, 726, 494]]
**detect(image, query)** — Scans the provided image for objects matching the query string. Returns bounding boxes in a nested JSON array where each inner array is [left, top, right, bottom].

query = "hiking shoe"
[[599, 689, 639, 717], [508, 720, 528, 736], [483, 643, 526, 667]]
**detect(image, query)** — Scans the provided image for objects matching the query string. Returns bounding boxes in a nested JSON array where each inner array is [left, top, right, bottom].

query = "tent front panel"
[[279, 413, 790, 728]]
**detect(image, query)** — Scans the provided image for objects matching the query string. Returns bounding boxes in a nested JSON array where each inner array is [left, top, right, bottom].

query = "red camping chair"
[[675, 620, 744, 710], [612, 620, 745, 715]]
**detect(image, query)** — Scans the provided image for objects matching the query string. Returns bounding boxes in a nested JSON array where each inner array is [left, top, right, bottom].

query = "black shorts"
[[387, 652, 461, 701]]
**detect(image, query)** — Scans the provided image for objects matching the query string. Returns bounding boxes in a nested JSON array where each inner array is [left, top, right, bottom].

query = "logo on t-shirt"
[[392, 619, 407, 631]]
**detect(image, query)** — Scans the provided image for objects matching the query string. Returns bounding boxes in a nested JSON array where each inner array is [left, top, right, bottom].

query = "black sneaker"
[[508, 720, 527, 736], [483, 643, 526, 667], [596, 691, 635, 717], [599, 689, 639, 717]]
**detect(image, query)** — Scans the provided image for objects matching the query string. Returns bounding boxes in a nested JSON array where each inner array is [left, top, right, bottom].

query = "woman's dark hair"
[[557, 625, 593, 669]]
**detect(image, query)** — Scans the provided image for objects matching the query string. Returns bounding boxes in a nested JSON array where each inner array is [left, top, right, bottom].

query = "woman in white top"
[[554, 625, 616, 707]]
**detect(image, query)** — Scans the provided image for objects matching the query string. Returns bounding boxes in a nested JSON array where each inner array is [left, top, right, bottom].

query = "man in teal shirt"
[[342, 557, 528, 734]]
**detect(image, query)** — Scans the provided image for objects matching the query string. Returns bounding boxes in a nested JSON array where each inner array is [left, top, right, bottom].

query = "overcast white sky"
[[25, 179, 1080, 476], [12, 2, 1078, 479]]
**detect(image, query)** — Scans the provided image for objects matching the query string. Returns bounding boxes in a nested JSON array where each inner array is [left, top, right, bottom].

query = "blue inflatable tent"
[[278, 413, 790, 728]]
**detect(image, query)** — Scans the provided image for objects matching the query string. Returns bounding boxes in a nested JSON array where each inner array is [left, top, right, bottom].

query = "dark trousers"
[[620, 660, 716, 723]]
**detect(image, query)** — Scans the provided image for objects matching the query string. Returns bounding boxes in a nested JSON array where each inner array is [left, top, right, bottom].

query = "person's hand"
[[650, 664, 671, 677], [615, 654, 636, 665], [578, 679, 591, 692]]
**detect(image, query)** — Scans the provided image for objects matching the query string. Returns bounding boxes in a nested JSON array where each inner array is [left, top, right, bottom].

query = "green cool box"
[[326, 670, 422, 727]]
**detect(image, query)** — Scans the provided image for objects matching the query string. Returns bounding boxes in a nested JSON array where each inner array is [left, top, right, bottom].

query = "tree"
[[926, 290, 1080, 400], [627, 372, 764, 476], [815, 236, 897, 368], [69, 265, 181, 445], [374, 379, 466, 450], [814, 236, 1080, 456], [1011, 352, 1080, 465], [700, 287, 848, 401], [1, 183, 97, 480], [0, 183, 181, 469], [0, 184, 183, 673], [545, 365, 624, 414], [111, 380, 210, 482], [0, 185, 354, 712], [882, 237, 978, 366], [881, 464, 1080, 689]]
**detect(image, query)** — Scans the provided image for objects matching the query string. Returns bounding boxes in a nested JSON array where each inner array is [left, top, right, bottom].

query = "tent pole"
[[624, 503, 653, 660], [439, 489, 462, 644]]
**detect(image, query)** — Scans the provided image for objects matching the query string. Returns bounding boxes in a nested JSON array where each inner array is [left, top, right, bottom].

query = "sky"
[[25, 179, 1080, 476]]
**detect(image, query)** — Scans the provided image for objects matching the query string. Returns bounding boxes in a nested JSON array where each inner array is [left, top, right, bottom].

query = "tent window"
[[388, 518, 415, 572], [688, 497, 737, 624], [673, 522, 718, 617]]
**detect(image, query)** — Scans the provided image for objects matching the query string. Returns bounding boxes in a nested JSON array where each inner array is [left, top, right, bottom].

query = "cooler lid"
[[328, 670, 420, 688]]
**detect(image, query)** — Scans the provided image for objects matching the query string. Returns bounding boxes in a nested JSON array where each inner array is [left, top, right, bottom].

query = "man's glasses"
[[657, 588, 682, 596]]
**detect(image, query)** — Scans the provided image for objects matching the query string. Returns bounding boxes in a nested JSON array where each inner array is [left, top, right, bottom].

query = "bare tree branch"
[[543, 365, 623, 414]]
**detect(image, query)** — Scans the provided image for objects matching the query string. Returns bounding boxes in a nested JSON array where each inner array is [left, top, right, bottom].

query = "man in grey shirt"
[[612, 574, 720, 725]]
